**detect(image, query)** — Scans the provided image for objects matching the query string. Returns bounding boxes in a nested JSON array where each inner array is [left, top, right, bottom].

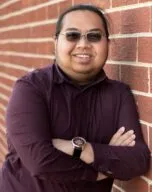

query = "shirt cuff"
[[90, 143, 119, 173]]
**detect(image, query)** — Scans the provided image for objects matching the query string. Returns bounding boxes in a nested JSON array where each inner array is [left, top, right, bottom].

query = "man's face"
[[55, 10, 109, 84]]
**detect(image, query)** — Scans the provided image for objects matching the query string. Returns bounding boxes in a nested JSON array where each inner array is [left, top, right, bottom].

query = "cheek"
[[96, 44, 108, 58], [56, 40, 74, 56]]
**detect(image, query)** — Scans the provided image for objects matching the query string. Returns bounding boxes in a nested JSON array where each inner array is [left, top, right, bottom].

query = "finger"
[[113, 130, 134, 146], [109, 127, 125, 145], [128, 140, 136, 147], [120, 134, 136, 146]]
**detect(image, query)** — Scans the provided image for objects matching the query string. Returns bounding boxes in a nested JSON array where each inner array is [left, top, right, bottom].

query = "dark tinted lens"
[[87, 32, 102, 42], [66, 32, 80, 41]]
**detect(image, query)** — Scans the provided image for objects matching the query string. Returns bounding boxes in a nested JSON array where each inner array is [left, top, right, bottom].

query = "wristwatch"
[[71, 137, 86, 159]]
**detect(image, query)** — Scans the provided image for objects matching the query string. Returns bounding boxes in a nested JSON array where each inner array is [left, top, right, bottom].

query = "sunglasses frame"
[[59, 30, 105, 43]]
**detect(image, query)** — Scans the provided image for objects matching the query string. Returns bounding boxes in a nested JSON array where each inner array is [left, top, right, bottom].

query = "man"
[[0, 4, 150, 192]]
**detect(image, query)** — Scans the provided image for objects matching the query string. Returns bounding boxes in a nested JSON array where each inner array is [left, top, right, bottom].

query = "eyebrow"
[[65, 28, 103, 32]]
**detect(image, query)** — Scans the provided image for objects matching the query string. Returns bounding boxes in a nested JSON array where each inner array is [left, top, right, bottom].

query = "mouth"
[[72, 53, 93, 64]]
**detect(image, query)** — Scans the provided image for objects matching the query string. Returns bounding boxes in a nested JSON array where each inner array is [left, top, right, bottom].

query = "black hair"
[[55, 4, 109, 40]]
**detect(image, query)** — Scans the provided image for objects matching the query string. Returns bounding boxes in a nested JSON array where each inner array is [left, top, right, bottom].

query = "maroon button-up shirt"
[[0, 64, 150, 192]]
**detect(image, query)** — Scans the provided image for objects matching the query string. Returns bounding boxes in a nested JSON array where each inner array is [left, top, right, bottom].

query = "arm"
[[90, 87, 150, 180], [6, 79, 97, 182], [52, 87, 150, 180]]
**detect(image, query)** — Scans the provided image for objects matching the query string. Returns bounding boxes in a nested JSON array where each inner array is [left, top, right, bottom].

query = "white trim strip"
[[0, 104, 6, 112], [106, 2, 152, 13], [0, 0, 20, 10], [0, 93, 9, 102], [106, 60, 152, 67], [0, 144, 7, 155], [132, 90, 152, 97], [112, 184, 125, 192], [140, 120, 152, 127], [0, 72, 17, 81], [0, 123, 6, 131], [0, 114, 5, 122], [0, 19, 57, 33], [0, 83, 12, 92], [148, 67, 150, 93], [0, 131, 7, 144], [1, 33, 152, 44], [141, 176, 152, 185], [0, 51, 53, 59], [110, 33, 152, 39], [0, 38, 54, 44], [0, 62, 33, 72], [0, 0, 65, 20]]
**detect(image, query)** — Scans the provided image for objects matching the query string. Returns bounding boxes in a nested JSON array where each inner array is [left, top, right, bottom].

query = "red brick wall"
[[0, 0, 151, 191]]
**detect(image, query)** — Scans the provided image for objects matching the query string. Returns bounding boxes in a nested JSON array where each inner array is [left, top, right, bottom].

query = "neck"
[[56, 64, 103, 85]]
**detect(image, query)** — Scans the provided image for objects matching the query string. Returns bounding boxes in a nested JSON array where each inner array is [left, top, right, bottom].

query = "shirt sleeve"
[[91, 86, 150, 180], [6, 78, 97, 182]]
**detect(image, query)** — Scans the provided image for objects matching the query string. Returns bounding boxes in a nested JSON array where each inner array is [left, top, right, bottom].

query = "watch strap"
[[72, 147, 82, 159]]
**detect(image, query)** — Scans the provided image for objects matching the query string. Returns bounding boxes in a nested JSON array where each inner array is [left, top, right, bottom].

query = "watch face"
[[72, 137, 86, 148]]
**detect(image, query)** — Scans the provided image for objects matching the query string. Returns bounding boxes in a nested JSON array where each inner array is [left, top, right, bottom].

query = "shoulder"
[[105, 78, 130, 91], [103, 78, 132, 100], [16, 64, 54, 90]]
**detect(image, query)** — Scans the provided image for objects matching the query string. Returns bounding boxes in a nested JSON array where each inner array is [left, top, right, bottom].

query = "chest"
[[48, 85, 119, 143]]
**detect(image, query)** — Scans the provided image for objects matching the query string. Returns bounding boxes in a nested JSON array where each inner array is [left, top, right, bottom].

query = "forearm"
[[53, 138, 150, 180], [52, 139, 107, 181], [91, 142, 150, 180]]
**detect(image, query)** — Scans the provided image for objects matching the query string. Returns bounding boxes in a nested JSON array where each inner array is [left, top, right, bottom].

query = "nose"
[[76, 35, 91, 48]]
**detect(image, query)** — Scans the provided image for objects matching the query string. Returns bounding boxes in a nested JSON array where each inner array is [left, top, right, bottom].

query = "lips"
[[72, 53, 92, 64]]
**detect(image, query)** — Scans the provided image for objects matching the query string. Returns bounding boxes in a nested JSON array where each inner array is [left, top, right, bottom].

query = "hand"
[[109, 127, 136, 147], [96, 172, 107, 181]]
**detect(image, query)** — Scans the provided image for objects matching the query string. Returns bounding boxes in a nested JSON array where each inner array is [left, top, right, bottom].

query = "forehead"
[[61, 10, 105, 31]]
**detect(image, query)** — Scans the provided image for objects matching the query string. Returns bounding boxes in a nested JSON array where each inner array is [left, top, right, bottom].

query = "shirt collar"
[[53, 63, 107, 88]]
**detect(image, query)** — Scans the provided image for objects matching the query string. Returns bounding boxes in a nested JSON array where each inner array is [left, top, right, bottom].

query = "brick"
[[150, 68, 152, 93], [112, 0, 138, 7], [6, 0, 22, 13], [0, 44, 9, 52], [0, 76, 15, 88], [108, 12, 121, 35], [58, 0, 72, 15], [121, 7, 150, 34], [141, 124, 148, 145], [36, 7, 47, 21], [4, 28, 31, 39], [0, 108, 5, 119], [138, 37, 152, 63], [0, 87, 11, 98], [135, 95, 152, 123], [0, 0, 8, 5], [139, 0, 151, 2], [0, 130, 7, 148], [47, 4, 58, 19], [144, 146, 152, 179], [0, 117, 5, 125], [104, 64, 120, 80], [73, 0, 90, 5], [36, 42, 54, 55], [90, 0, 110, 9], [122, 177, 148, 192], [121, 66, 148, 92], [149, 127, 152, 152], [30, 24, 56, 38], [0, 66, 27, 79], [0, 98, 8, 107], [109, 38, 137, 61]]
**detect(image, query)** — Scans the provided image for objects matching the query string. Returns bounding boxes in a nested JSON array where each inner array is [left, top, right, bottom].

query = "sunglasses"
[[60, 31, 105, 43]]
